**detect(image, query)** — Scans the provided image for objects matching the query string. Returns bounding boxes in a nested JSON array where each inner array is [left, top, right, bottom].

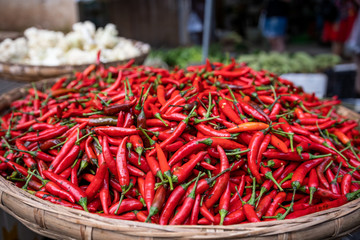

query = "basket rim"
[[1, 175, 360, 237]]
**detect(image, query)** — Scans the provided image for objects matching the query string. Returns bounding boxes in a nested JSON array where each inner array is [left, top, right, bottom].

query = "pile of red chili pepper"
[[1, 58, 360, 225]]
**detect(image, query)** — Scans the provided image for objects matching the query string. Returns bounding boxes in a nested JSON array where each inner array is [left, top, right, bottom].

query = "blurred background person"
[[347, 0, 360, 96], [259, 0, 290, 52], [322, 0, 358, 57]]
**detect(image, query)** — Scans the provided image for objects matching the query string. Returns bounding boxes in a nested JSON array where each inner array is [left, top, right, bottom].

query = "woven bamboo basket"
[[0, 79, 360, 239], [0, 39, 150, 82]]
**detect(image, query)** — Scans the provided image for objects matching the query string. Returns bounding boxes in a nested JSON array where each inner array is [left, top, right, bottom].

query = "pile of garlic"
[[0, 21, 150, 66]]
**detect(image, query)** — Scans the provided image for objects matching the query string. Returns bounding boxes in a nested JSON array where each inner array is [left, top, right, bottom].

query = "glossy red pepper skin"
[[85, 162, 108, 200], [292, 158, 328, 189], [43, 170, 88, 211], [116, 137, 130, 190], [108, 199, 143, 215], [248, 131, 265, 183], [144, 171, 155, 213], [189, 194, 201, 225], [172, 151, 207, 184], [50, 126, 85, 170], [204, 145, 230, 208]]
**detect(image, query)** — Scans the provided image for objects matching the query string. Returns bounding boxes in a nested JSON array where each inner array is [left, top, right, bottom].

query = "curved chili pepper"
[[144, 171, 155, 213], [148, 106, 196, 157], [28, 171, 76, 203], [168, 137, 211, 166], [195, 123, 231, 138], [316, 158, 332, 189], [257, 134, 271, 167], [256, 190, 277, 218], [99, 171, 110, 214], [108, 198, 143, 215], [49, 125, 85, 170], [169, 173, 201, 225], [53, 144, 82, 174], [21, 125, 69, 142], [204, 145, 230, 208], [219, 182, 231, 225], [308, 169, 319, 205], [325, 168, 340, 195], [218, 99, 243, 124], [292, 158, 328, 189], [247, 131, 265, 183], [155, 143, 173, 189], [199, 205, 215, 222], [146, 185, 166, 222], [189, 194, 201, 225], [172, 151, 207, 184], [43, 170, 88, 211], [116, 137, 130, 191], [85, 162, 108, 200], [159, 176, 199, 225], [34, 191, 85, 211], [145, 153, 163, 181]]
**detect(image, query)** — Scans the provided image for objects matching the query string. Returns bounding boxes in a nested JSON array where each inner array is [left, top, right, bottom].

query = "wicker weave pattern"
[[1, 80, 360, 239]]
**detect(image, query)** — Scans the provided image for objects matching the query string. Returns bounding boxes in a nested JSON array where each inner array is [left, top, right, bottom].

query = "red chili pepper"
[[94, 126, 139, 137], [341, 173, 352, 195], [168, 137, 212, 166], [226, 122, 269, 133], [199, 205, 215, 222], [49, 124, 86, 170], [265, 191, 287, 217], [316, 158, 332, 189], [308, 169, 319, 205], [291, 158, 328, 189], [218, 99, 243, 124], [189, 194, 201, 225], [257, 134, 271, 167], [155, 143, 173, 190], [145, 153, 163, 181], [172, 151, 207, 184], [108, 198, 143, 215], [144, 171, 155, 213], [43, 170, 88, 211], [325, 168, 340, 195], [149, 106, 196, 157], [270, 134, 289, 153], [204, 145, 230, 208], [302, 120, 337, 132], [169, 173, 201, 225], [21, 125, 69, 142], [85, 162, 108, 200], [99, 171, 111, 214], [263, 151, 332, 161], [159, 176, 199, 225], [34, 191, 85, 211], [53, 144, 82, 174], [247, 131, 265, 183], [116, 137, 130, 191], [218, 182, 231, 225], [146, 185, 167, 222], [256, 190, 277, 218], [102, 136, 118, 177]]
